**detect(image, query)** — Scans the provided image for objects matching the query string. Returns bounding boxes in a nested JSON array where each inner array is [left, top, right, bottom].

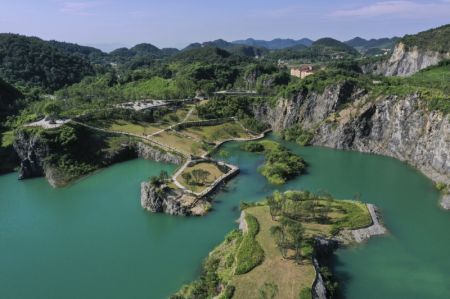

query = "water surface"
[[0, 136, 449, 298]]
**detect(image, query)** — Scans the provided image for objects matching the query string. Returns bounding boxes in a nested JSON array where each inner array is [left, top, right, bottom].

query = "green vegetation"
[[172, 230, 243, 299], [177, 162, 227, 193], [281, 125, 313, 146], [0, 33, 94, 91], [258, 282, 278, 299], [244, 140, 306, 185], [242, 141, 265, 152], [401, 24, 450, 53], [16, 123, 136, 184], [181, 122, 253, 144], [174, 190, 372, 298], [299, 287, 312, 299], [268, 38, 359, 62], [235, 214, 265, 275], [371, 60, 450, 114]]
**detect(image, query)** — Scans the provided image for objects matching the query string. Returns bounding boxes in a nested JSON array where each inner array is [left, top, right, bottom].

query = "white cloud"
[[330, 1, 450, 18], [59, 1, 103, 16]]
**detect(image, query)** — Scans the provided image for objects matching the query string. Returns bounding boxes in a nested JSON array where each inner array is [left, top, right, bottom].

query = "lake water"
[[0, 136, 449, 298]]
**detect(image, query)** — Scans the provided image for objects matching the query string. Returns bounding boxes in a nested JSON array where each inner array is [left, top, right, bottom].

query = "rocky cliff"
[[14, 129, 50, 179], [253, 86, 450, 208], [13, 126, 184, 187], [140, 182, 188, 216], [362, 42, 450, 77]]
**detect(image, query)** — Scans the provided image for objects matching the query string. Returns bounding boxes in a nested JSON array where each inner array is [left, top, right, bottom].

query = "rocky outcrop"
[[253, 90, 450, 208], [140, 182, 188, 216], [362, 42, 450, 77], [13, 129, 49, 179], [312, 258, 328, 299], [13, 126, 184, 187], [253, 82, 364, 132]]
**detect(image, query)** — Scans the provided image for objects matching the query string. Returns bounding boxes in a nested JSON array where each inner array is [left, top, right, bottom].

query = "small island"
[[172, 190, 386, 299], [242, 140, 306, 184]]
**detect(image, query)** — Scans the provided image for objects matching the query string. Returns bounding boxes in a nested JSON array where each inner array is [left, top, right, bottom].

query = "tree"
[[267, 195, 281, 220], [287, 222, 304, 263], [149, 176, 161, 187], [302, 200, 316, 222], [270, 225, 287, 258], [43, 102, 62, 122], [181, 172, 192, 184], [159, 170, 169, 182], [191, 169, 211, 185]]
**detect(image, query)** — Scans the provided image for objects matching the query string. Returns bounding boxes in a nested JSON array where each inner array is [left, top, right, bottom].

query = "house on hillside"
[[290, 65, 314, 79]]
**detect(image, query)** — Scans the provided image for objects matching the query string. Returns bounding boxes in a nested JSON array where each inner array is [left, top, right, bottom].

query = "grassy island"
[[243, 140, 306, 185], [177, 161, 228, 193], [172, 191, 372, 299]]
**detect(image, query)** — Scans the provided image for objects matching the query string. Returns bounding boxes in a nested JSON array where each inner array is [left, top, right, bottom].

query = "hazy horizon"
[[1, 0, 450, 52]]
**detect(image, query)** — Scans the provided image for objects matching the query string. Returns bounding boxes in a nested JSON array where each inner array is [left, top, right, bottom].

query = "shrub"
[[235, 214, 264, 274], [281, 125, 313, 146], [242, 141, 265, 152]]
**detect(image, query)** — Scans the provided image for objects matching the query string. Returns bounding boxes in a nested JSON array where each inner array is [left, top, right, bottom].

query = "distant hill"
[[401, 24, 450, 53], [268, 37, 359, 61], [312, 38, 359, 54], [48, 40, 108, 64], [233, 38, 314, 49], [107, 43, 180, 68], [182, 39, 267, 57], [171, 46, 232, 63], [0, 33, 94, 91], [345, 37, 399, 55]]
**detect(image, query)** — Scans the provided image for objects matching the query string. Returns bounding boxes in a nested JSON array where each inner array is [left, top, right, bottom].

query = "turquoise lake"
[[0, 136, 449, 298]]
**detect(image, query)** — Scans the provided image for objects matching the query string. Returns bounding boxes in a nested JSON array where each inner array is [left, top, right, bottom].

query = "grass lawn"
[[108, 120, 164, 136], [232, 206, 316, 299], [151, 131, 205, 156], [181, 122, 252, 144], [176, 162, 226, 193]]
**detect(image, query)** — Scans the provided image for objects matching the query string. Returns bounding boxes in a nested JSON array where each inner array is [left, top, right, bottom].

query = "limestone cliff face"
[[253, 87, 450, 208], [363, 42, 450, 77], [13, 130, 49, 179], [140, 182, 188, 216], [253, 82, 365, 131], [13, 129, 183, 187]]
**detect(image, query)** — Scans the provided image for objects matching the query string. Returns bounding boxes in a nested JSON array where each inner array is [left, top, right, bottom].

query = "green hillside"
[[0, 34, 94, 91]]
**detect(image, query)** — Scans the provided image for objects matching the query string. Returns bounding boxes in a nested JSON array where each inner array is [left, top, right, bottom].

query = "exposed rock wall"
[[13, 129, 49, 179], [253, 87, 450, 208], [140, 182, 188, 216], [362, 42, 450, 77], [13, 127, 184, 187], [252, 82, 364, 132]]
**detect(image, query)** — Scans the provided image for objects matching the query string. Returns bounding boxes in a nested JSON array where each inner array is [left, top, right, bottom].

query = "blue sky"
[[1, 0, 449, 51]]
